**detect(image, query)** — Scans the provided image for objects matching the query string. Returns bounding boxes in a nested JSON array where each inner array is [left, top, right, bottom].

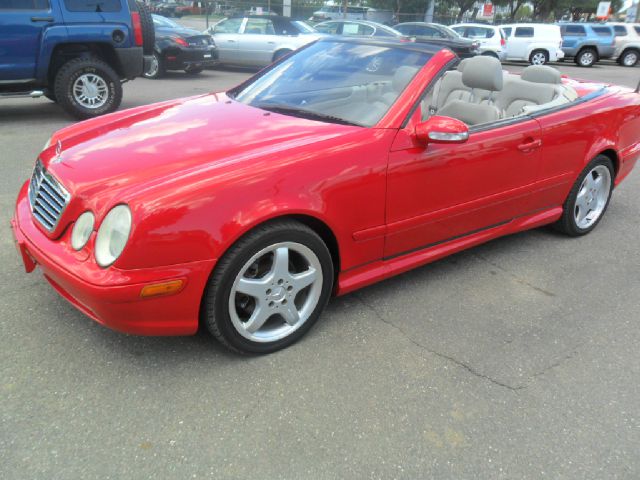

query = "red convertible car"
[[11, 38, 640, 354]]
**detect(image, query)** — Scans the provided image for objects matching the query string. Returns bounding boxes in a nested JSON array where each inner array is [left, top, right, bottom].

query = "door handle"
[[31, 16, 54, 22], [267, 41, 275, 44], [517, 138, 542, 152], [227, 39, 236, 43]]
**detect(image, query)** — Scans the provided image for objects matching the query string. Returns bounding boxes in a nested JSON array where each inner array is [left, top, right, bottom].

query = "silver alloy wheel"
[[531, 52, 546, 65], [146, 54, 160, 78], [72, 73, 108, 109], [579, 51, 595, 66], [623, 51, 638, 66], [574, 165, 611, 229], [229, 241, 323, 343]]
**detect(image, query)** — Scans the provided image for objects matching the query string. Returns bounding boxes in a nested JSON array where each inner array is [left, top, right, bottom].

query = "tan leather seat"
[[438, 56, 503, 125]]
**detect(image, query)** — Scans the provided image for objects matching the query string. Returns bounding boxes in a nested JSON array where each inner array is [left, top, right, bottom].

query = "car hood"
[[41, 93, 359, 216]]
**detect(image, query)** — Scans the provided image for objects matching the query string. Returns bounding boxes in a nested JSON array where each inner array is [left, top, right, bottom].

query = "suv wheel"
[[136, 1, 155, 56], [576, 48, 597, 67], [529, 50, 549, 65], [619, 49, 639, 67], [54, 56, 122, 119]]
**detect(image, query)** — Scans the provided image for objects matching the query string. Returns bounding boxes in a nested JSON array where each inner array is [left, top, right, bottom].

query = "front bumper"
[[165, 47, 218, 70], [11, 182, 215, 336]]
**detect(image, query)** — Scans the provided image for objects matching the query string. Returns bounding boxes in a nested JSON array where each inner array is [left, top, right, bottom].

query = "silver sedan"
[[205, 15, 321, 67]]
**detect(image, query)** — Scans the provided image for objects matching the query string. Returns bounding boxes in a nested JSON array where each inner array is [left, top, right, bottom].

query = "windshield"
[[231, 41, 431, 127]]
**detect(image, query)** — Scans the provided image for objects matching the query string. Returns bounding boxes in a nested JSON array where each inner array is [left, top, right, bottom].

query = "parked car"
[[501, 24, 564, 65], [450, 23, 507, 61], [394, 22, 480, 58], [0, 0, 154, 119], [12, 38, 640, 354], [309, 6, 393, 24], [558, 23, 615, 67], [608, 22, 640, 67], [154, 2, 183, 18], [144, 15, 217, 79], [314, 20, 404, 38], [206, 16, 320, 67]]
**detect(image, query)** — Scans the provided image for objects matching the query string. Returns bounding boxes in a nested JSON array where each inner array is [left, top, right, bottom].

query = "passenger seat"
[[437, 56, 504, 126]]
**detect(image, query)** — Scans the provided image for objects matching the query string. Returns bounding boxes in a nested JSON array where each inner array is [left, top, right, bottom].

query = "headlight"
[[71, 211, 95, 251], [95, 205, 132, 267]]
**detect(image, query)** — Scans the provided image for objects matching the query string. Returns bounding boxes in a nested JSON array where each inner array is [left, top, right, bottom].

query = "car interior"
[[424, 55, 579, 126]]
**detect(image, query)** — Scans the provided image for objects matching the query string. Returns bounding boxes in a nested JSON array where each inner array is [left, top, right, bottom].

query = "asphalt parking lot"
[[1, 57, 640, 478]]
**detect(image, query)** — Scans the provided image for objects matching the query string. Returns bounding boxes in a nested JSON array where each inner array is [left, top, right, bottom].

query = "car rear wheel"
[[144, 52, 165, 79], [529, 50, 549, 65], [576, 48, 597, 67], [203, 220, 334, 354], [184, 65, 204, 75], [54, 56, 122, 119], [619, 49, 639, 67], [555, 155, 614, 236]]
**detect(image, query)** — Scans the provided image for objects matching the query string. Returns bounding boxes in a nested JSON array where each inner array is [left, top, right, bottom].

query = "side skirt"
[[336, 206, 563, 296]]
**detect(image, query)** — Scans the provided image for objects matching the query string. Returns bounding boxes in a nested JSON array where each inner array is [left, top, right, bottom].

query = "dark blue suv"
[[0, 0, 154, 118]]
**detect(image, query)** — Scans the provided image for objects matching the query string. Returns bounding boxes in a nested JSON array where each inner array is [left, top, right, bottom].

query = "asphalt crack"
[[474, 253, 556, 297], [354, 293, 526, 392]]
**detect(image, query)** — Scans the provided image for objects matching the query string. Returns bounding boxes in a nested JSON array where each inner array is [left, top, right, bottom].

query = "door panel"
[[385, 119, 543, 258], [212, 17, 244, 63], [0, 0, 55, 81]]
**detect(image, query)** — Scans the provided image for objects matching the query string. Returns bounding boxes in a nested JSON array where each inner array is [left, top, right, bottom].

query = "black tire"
[[136, 1, 155, 56], [184, 65, 204, 75], [53, 56, 122, 119], [575, 48, 597, 67], [203, 220, 334, 354], [44, 91, 56, 102], [273, 49, 292, 62], [144, 51, 165, 79], [529, 49, 549, 65], [619, 49, 639, 67], [554, 155, 614, 236]]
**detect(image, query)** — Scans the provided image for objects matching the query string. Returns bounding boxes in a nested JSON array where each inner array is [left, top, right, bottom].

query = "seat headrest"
[[392, 66, 419, 92], [461, 55, 503, 91], [521, 65, 561, 84], [456, 58, 470, 72]]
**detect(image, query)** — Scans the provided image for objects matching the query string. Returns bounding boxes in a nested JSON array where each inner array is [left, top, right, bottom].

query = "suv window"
[[591, 26, 612, 37], [0, 0, 49, 8], [214, 18, 243, 34], [466, 26, 493, 39], [563, 25, 586, 36], [244, 18, 275, 35], [613, 25, 627, 36], [63, 0, 121, 12], [515, 27, 534, 37]]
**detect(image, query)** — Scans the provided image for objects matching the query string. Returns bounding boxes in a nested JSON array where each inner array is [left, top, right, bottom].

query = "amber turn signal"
[[140, 280, 184, 298]]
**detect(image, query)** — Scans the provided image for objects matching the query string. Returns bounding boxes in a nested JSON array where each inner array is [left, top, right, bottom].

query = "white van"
[[450, 24, 508, 61], [501, 24, 564, 65]]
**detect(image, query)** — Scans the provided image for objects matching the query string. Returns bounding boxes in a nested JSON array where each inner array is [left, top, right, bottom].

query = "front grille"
[[28, 160, 70, 231]]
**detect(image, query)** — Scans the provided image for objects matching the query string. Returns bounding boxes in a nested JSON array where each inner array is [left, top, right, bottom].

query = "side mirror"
[[415, 115, 469, 145]]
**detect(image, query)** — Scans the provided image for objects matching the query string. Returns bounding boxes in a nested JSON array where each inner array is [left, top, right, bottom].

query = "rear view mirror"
[[415, 116, 469, 144]]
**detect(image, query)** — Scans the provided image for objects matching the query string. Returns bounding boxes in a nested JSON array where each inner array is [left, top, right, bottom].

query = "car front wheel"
[[576, 48, 597, 67], [529, 50, 549, 65], [619, 49, 639, 67], [555, 155, 614, 236], [203, 220, 334, 354]]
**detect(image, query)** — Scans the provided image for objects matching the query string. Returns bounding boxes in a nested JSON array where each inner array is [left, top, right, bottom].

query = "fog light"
[[140, 280, 184, 298]]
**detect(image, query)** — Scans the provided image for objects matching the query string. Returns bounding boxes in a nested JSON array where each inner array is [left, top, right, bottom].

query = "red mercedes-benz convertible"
[[12, 38, 640, 353]]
